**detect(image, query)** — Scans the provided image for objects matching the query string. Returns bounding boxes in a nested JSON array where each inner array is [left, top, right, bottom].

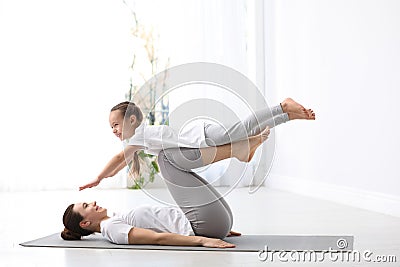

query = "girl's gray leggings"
[[157, 105, 288, 239]]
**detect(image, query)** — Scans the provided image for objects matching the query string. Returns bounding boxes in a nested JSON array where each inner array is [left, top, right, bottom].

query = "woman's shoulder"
[[134, 205, 183, 216]]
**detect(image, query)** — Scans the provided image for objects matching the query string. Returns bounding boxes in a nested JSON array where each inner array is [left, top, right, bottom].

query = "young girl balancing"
[[62, 98, 315, 248]]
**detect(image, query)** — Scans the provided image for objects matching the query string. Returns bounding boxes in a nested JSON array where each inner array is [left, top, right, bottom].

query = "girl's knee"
[[158, 148, 203, 171], [157, 149, 176, 167]]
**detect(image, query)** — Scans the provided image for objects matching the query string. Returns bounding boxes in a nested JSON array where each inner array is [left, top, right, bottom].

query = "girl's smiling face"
[[109, 110, 136, 140]]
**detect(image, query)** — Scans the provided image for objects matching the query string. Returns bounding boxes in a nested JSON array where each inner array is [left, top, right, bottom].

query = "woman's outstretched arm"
[[128, 227, 235, 248], [79, 145, 140, 191]]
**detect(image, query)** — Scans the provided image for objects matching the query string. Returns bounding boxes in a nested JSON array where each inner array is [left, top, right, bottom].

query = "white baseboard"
[[265, 174, 400, 218]]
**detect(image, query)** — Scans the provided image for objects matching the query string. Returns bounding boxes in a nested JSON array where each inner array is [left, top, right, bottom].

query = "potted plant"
[[124, 3, 169, 189]]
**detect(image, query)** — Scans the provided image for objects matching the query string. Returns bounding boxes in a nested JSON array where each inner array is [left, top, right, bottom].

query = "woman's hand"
[[201, 237, 235, 248], [79, 177, 102, 191]]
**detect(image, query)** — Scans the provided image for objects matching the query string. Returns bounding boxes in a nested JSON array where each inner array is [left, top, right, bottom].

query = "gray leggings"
[[157, 105, 288, 239]]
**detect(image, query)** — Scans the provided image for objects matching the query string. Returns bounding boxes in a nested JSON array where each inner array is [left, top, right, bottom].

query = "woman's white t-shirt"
[[124, 122, 208, 155], [100, 205, 195, 244]]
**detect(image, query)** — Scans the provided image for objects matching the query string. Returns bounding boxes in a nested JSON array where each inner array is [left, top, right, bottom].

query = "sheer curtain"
[[0, 0, 265, 191], [126, 0, 266, 188]]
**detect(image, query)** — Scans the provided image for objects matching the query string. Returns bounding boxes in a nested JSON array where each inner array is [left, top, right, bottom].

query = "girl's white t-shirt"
[[124, 122, 208, 155], [100, 205, 195, 244]]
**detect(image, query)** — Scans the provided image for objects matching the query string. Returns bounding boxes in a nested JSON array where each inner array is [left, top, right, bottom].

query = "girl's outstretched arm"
[[79, 145, 140, 191]]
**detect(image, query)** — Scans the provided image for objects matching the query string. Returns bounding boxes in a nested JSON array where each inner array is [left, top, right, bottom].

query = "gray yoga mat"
[[20, 233, 353, 252]]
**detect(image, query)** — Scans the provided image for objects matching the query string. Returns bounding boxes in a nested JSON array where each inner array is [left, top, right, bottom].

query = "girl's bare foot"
[[307, 109, 316, 120], [288, 110, 315, 120], [281, 98, 307, 114], [281, 98, 315, 120]]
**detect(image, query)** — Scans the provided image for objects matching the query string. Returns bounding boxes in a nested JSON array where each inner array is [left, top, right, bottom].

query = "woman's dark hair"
[[61, 204, 94, 240], [111, 101, 143, 176]]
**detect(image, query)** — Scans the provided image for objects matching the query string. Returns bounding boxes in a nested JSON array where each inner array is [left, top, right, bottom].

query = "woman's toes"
[[261, 127, 270, 141]]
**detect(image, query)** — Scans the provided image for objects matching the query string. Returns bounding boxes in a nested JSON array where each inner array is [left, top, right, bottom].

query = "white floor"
[[0, 187, 399, 267]]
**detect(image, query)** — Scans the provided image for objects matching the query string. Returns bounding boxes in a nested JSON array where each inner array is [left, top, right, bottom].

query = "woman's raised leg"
[[157, 128, 270, 238], [158, 149, 233, 239]]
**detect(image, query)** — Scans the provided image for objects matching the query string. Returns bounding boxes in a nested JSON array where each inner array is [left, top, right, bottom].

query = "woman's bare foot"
[[231, 127, 270, 163], [260, 126, 270, 143], [202, 127, 271, 165], [246, 126, 270, 162], [281, 98, 315, 120]]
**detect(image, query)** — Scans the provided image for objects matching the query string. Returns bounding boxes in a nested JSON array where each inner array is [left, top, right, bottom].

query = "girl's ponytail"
[[132, 151, 140, 176], [111, 101, 144, 177]]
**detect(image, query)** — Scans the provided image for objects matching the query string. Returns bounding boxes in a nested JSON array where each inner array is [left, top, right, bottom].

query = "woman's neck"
[[92, 216, 110, 233]]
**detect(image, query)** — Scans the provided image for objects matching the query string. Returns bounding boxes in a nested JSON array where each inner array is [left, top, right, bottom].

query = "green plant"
[[123, 1, 169, 189], [127, 151, 159, 189]]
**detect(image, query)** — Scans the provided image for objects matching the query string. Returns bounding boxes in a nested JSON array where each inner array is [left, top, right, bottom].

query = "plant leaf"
[[151, 160, 159, 172]]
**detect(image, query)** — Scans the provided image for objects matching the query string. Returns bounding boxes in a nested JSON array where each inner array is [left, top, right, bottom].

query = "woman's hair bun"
[[61, 228, 82, 240]]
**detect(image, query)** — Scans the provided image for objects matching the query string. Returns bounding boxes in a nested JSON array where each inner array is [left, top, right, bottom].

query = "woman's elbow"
[[154, 233, 170, 245]]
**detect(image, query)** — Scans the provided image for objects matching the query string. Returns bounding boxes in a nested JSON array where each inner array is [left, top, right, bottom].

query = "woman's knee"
[[195, 219, 231, 239], [192, 203, 232, 239]]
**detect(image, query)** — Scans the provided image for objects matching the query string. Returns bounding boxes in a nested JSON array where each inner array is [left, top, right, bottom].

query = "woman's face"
[[73, 201, 107, 226], [109, 110, 135, 140]]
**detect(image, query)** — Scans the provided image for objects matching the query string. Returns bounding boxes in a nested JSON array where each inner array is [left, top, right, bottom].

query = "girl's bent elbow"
[[115, 153, 124, 161]]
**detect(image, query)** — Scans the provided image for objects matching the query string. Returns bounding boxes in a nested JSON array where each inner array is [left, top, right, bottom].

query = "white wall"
[[0, 0, 132, 191], [263, 0, 400, 216], [0, 0, 257, 191]]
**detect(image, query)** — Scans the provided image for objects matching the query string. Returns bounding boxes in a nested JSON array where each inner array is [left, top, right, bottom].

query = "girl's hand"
[[79, 178, 102, 191], [201, 237, 235, 248]]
